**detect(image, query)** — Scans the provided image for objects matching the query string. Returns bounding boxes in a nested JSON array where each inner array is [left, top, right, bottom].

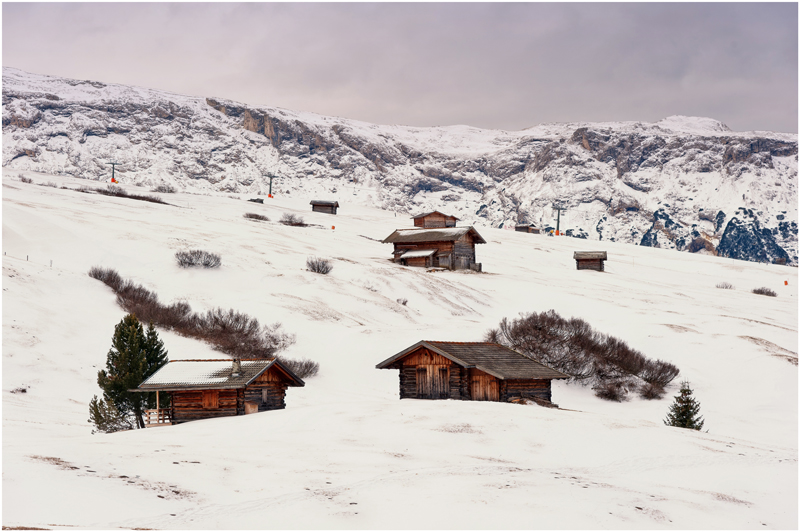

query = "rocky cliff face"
[[3, 67, 797, 265]]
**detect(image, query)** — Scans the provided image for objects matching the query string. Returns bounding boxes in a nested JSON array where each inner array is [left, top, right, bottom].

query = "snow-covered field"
[[3, 170, 797, 529]]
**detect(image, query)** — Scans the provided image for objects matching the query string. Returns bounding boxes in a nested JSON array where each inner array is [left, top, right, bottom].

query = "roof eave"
[[376, 341, 471, 369]]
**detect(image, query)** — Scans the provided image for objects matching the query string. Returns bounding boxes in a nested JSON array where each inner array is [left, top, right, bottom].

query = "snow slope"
[[2, 169, 797, 529]]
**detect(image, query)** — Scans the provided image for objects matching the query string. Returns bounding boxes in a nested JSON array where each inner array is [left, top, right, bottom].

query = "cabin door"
[[416, 366, 450, 399], [470, 373, 499, 401]]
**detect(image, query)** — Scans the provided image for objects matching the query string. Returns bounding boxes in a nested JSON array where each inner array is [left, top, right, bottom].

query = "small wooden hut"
[[382, 227, 486, 270], [515, 224, 541, 234], [573, 251, 607, 271], [376, 341, 569, 402], [133, 359, 304, 426], [412, 211, 459, 228], [310, 200, 339, 215]]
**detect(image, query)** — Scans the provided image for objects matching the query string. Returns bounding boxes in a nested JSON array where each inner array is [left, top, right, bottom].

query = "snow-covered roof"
[[136, 359, 304, 391], [399, 249, 438, 259], [310, 200, 339, 207], [376, 341, 569, 380], [382, 227, 487, 244], [411, 211, 459, 220], [573, 251, 608, 260]]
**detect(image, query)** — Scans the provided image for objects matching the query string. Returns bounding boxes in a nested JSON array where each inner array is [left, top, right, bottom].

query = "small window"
[[261, 389, 268, 404]]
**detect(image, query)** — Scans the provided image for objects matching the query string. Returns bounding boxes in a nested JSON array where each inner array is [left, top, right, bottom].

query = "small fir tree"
[[88, 395, 134, 434], [94, 314, 168, 431], [664, 381, 705, 430]]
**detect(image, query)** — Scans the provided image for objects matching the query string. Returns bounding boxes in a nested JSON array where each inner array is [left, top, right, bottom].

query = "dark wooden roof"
[[573, 251, 607, 260], [381, 227, 487, 244], [411, 211, 459, 220], [134, 359, 305, 392], [376, 341, 569, 380], [310, 200, 339, 207]]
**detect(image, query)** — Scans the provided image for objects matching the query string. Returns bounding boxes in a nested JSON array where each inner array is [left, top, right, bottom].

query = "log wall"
[[576, 259, 605, 271], [171, 389, 240, 424], [312, 205, 337, 215], [500, 379, 552, 402]]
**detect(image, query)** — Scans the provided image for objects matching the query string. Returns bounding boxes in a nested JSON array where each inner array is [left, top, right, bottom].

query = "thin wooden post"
[[156, 390, 160, 410]]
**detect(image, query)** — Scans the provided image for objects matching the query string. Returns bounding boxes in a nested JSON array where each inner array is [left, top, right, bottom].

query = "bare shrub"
[[88, 266, 124, 292], [639, 382, 666, 400], [175, 250, 222, 268], [87, 266, 297, 360], [151, 183, 176, 193], [280, 213, 306, 226], [752, 287, 777, 297], [91, 184, 168, 205], [594, 380, 632, 401], [278, 357, 320, 379], [716, 282, 735, 290], [396, 298, 408, 306], [19, 175, 32, 183], [244, 212, 270, 222], [639, 359, 680, 387], [306, 256, 333, 274], [11, 386, 28, 394], [486, 309, 680, 401]]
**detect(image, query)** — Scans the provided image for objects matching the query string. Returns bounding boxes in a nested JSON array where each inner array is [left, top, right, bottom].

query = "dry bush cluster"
[[716, 282, 735, 290], [279, 357, 320, 379], [485, 309, 680, 401], [19, 175, 32, 183], [88, 267, 300, 362], [280, 213, 306, 226], [752, 287, 777, 297], [151, 183, 177, 193], [175, 250, 222, 268], [306, 256, 333, 274], [396, 298, 408, 306], [79, 184, 168, 205], [244, 212, 270, 222]]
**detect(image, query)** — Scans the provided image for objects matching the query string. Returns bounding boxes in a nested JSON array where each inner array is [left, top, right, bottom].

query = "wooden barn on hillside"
[[376, 341, 569, 403], [310, 200, 339, 215], [515, 224, 541, 234], [412, 211, 459, 228], [573, 251, 607, 271], [382, 227, 486, 270], [134, 359, 304, 426]]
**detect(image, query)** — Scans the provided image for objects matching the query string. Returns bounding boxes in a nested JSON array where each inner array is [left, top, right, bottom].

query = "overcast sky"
[[3, 3, 798, 133]]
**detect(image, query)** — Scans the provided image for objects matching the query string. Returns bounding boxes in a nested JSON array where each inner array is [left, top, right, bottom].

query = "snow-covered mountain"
[[3, 67, 797, 264]]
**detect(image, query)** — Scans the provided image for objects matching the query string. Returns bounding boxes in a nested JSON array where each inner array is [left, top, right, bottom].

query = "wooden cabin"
[[382, 227, 486, 271], [133, 358, 304, 426], [310, 200, 339, 215], [376, 341, 569, 403], [412, 211, 459, 228], [573, 251, 607, 271], [515, 224, 541, 234]]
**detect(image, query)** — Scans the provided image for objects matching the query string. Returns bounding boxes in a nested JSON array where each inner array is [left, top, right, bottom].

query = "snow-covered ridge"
[[3, 67, 798, 264]]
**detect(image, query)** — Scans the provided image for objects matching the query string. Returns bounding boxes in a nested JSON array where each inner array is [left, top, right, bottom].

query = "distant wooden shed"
[[376, 341, 569, 402], [515, 224, 541, 234], [382, 227, 486, 270], [573, 251, 607, 271], [134, 358, 304, 426], [310, 200, 339, 215], [412, 211, 459, 228]]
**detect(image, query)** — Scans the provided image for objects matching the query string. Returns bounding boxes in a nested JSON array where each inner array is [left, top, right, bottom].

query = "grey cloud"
[[2, 3, 797, 132]]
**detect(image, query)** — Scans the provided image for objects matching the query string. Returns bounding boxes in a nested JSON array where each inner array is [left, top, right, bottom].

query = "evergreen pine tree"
[[88, 395, 133, 433], [664, 381, 705, 430], [95, 314, 168, 430]]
